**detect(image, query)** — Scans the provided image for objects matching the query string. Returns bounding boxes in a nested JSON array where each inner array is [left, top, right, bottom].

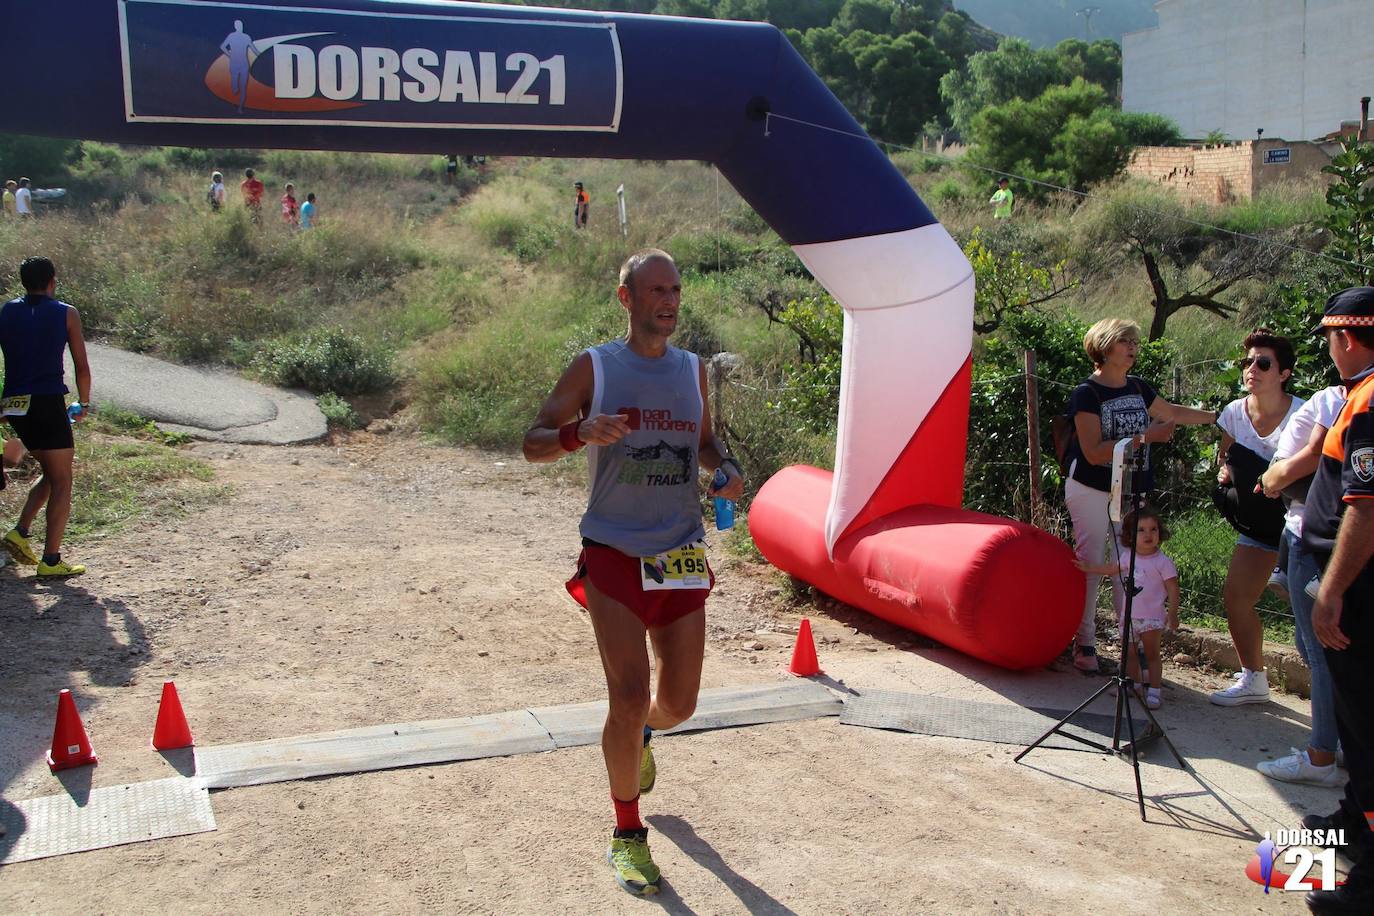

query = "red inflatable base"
[[749, 465, 1085, 671]]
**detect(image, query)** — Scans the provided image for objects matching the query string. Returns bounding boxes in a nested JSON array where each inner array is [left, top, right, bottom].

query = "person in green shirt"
[[990, 177, 1014, 219]]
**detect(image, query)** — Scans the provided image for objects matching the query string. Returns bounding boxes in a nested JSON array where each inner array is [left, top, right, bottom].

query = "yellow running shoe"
[[607, 829, 661, 896], [4, 529, 38, 565], [37, 558, 86, 578], [639, 744, 656, 795]]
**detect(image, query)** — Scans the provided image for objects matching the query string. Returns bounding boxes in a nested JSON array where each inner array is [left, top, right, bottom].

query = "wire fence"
[[716, 353, 1297, 641]]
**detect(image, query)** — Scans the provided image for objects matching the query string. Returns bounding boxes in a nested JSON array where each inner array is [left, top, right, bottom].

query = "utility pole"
[[1075, 6, 1101, 40]]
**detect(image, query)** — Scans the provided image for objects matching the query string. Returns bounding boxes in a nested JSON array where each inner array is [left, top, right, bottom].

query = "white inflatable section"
[[792, 224, 972, 313], [791, 225, 974, 554]]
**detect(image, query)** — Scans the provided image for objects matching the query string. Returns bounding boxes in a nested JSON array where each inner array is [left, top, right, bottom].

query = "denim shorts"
[[1236, 532, 1278, 552]]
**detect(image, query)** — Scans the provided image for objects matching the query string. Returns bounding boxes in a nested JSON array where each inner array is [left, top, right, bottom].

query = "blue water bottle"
[[712, 468, 735, 530], [67, 402, 83, 424]]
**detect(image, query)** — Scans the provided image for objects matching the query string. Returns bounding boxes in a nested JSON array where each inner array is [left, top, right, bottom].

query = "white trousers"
[[1064, 476, 1123, 648]]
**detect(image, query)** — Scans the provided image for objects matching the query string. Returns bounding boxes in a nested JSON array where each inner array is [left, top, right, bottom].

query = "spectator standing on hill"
[[2, 180, 16, 218], [1062, 318, 1218, 673], [14, 178, 33, 218], [281, 182, 299, 227], [990, 177, 1014, 219], [1253, 382, 1347, 786], [446, 155, 458, 185], [1209, 329, 1305, 707], [522, 249, 743, 898], [208, 171, 226, 211], [0, 256, 92, 577], [241, 168, 264, 223], [300, 192, 316, 230], [1292, 287, 1374, 916], [574, 181, 589, 229]]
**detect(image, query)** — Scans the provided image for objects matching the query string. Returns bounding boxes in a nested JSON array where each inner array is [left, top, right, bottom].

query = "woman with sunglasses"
[[1210, 329, 1306, 706]]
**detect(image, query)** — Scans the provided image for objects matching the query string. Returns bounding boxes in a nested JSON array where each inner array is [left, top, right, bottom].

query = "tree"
[[767, 0, 846, 31], [965, 79, 1179, 196], [0, 133, 81, 184], [835, 0, 897, 35], [939, 36, 1124, 139], [964, 226, 1078, 335], [652, 0, 716, 17], [1321, 138, 1374, 287], [850, 31, 951, 142], [715, 0, 768, 20], [1051, 38, 1121, 96], [939, 37, 1066, 137], [1075, 184, 1293, 340]]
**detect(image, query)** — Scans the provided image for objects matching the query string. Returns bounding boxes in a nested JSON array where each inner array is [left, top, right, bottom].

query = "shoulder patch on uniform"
[[1353, 447, 1374, 483]]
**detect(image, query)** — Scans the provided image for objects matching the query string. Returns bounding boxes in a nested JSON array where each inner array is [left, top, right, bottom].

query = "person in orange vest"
[[574, 181, 589, 230]]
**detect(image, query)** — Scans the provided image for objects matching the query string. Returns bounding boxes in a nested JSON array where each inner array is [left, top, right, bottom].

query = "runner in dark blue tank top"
[[0, 257, 92, 577], [523, 249, 744, 898]]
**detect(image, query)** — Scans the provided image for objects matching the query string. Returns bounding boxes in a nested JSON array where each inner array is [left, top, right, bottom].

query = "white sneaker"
[[1257, 748, 1344, 787], [1267, 568, 1289, 601], [1145, 687, 1161, 710], [1209, 669, 1270, 706]]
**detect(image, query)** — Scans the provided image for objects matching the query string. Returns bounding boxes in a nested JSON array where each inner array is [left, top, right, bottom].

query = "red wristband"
[[558, 421, 585, 451]]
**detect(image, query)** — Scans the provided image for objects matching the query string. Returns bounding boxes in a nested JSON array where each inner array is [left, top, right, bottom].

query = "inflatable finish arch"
[[3, 0, 1081, 668]]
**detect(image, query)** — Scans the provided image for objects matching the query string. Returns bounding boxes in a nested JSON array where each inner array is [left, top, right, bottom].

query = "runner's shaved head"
[[619, 249, 675, 295]]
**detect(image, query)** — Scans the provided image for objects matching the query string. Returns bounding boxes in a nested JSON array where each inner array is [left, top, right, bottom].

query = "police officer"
[[1298, 286, 1374, 915]]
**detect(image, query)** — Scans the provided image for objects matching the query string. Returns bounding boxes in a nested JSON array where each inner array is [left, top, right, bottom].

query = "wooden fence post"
[[1024, 349, 1042, 525]]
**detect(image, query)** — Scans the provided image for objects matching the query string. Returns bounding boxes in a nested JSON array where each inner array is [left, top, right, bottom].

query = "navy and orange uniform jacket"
[[1302, 363, 1374, 581]]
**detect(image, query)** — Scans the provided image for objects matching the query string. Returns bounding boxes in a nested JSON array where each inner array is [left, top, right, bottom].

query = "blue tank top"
[[580, 339, 706, 556], [0, 294, 70, 397]]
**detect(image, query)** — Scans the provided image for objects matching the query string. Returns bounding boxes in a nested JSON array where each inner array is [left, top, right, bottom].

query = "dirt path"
[[0, 434, 1337, 913]]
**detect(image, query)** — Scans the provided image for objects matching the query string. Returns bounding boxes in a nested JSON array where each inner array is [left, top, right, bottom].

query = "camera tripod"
[[1015, 439, 1188, 821]]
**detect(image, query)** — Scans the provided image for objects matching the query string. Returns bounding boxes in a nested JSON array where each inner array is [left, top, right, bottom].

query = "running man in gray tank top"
[[523, 249, 744, 897]]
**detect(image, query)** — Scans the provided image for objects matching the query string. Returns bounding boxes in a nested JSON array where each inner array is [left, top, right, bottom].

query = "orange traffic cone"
[[152, 680, 194, 750], [47, 689, 98, 771], [789, 618, 822, 677]]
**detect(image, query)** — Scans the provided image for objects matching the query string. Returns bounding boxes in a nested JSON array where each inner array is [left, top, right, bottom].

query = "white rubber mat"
[[531, 681, 843, 749], [0, 777, 215, 865], [194, 682, 842, 788], [194, 710, 554, 789]]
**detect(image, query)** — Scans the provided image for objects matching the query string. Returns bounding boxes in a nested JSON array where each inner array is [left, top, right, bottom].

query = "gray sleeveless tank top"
[[580, 339, 706, 556]]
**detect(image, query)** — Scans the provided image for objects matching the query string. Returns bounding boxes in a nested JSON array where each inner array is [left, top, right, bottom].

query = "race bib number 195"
[[640, 541, 709, 591]]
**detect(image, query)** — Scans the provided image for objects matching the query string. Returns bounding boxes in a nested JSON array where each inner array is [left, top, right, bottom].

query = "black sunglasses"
[[1239, 355, 1273, 371]]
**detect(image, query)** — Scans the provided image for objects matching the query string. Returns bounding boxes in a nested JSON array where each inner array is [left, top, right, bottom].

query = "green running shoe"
[[3, 529, 38, 566], [607, 828, 661, 896], [36, 558, 85, 578], [639, 743, 656, 795]]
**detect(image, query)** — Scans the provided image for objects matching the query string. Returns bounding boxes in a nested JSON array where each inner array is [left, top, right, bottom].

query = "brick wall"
[[1125, 139, 1329, 204]]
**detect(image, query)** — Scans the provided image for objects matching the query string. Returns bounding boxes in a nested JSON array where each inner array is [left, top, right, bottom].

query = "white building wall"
[[1124, 0, 1374, 141]]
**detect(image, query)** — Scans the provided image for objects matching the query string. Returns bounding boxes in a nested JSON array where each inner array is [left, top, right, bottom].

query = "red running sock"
[[612, 793, 643, 832]]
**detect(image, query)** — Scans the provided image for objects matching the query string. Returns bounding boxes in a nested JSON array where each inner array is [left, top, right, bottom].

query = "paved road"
[[68, 343, 326, 445]]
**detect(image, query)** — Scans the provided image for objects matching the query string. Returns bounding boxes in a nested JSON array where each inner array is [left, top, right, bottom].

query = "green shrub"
[[666, 230, 755, 275], [254, 328, 395, 394], [513, 220, 559, 263], [317, 391, 365, 429], [929, 177, 967, 204]]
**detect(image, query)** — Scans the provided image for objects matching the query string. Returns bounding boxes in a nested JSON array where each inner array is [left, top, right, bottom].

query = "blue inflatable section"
[[0, 0, 935, 245]]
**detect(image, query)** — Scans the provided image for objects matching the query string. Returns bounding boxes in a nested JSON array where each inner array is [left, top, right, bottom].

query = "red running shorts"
[[567, 541, 713, 628]]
